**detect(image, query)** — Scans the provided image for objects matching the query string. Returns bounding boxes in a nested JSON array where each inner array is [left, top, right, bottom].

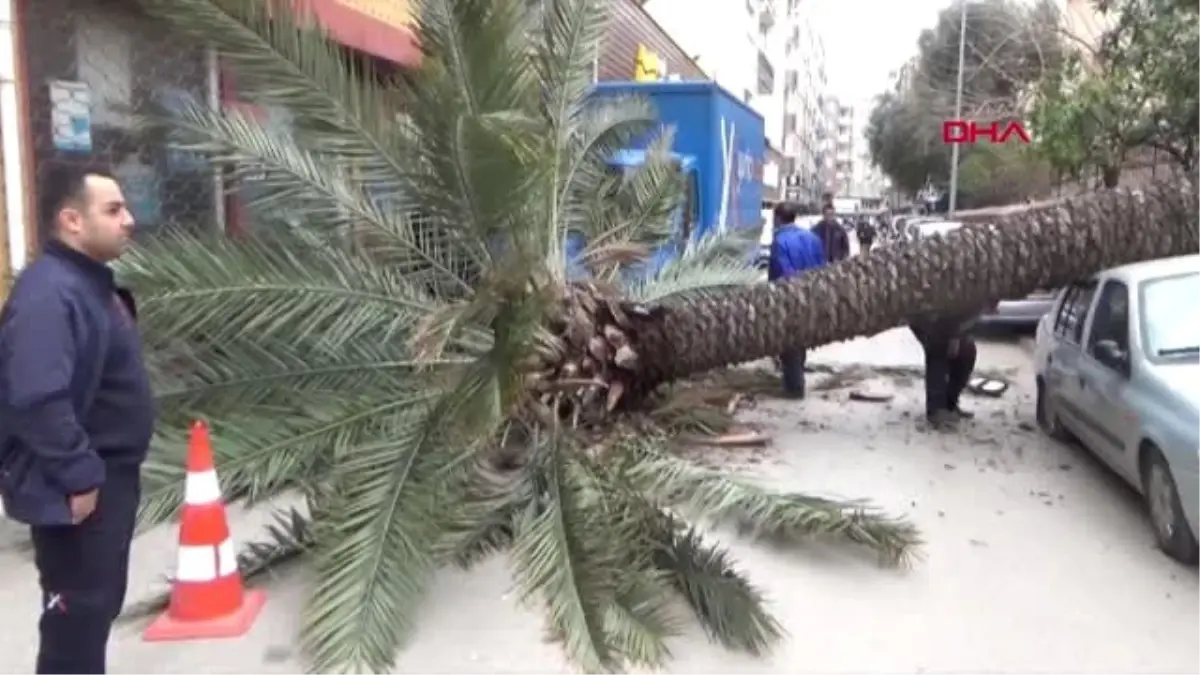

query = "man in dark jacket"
[[856, 217, 877, 252], [810, 204, 851, 263], [0, 164, 154, 674], [909, 310, 981, 428], [768, 202, 825, 398]]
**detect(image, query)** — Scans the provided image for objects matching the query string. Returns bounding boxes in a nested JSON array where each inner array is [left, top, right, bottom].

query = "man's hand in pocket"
[[69, 489, 99, 524]]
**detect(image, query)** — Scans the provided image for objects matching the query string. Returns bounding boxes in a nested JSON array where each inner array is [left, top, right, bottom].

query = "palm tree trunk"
[[631, 183, 1198, 387]]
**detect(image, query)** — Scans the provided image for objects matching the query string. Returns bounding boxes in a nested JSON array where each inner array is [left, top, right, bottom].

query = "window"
[[784, 113, 797, 133], [1086, 280, 1130, 364], [1053, 281, 1097, 344], [756, 51, 774, 95], [1139, 272, 1199, 361]]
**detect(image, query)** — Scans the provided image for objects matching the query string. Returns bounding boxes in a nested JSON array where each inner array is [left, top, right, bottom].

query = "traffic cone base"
[[143, 588, 267, 642]]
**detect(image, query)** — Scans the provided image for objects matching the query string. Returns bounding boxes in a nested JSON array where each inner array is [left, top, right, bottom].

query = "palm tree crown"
[[124, 0, 928, 672]]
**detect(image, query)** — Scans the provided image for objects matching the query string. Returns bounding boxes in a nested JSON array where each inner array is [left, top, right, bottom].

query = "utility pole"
[[947, 0, 968, 217]]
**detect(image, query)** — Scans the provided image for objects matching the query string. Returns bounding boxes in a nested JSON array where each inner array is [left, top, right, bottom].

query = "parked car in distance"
[[1033, 254, 1200, 563], [911, 220, 1055, 329]]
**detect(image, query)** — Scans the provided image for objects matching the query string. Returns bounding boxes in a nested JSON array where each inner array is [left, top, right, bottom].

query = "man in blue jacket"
[[768, 201, 825, 398], [0, 163, 154, 674]]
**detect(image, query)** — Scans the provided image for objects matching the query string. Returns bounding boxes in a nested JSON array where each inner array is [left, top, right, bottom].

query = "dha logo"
[[942, 120, 1031, 145]]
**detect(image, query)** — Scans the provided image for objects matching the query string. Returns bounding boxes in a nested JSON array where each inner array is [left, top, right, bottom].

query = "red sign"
[[942, 120, 1031, 145]]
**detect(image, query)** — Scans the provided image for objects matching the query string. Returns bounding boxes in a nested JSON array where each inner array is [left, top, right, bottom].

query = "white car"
[[1033, 254, 1200, 563]]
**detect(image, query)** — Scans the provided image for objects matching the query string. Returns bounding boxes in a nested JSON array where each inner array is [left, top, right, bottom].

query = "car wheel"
[[1035, 378, 1071, 441], [1141, 447, 1199, 565]]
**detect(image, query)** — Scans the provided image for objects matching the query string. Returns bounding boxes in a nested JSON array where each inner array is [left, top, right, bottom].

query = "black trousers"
[[910, 329, 977, 416], [31, 464, 141, 674], [780, 348, 807, 397]]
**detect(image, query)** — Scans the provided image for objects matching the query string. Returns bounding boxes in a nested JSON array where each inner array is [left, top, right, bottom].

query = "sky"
[[807, 0, 954, 108]]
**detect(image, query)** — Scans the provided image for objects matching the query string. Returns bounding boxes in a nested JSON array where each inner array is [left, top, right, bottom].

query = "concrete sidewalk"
[[0, 329, 1193, 674]]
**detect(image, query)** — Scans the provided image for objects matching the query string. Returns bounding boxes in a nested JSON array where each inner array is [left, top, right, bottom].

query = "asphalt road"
[[0, 329, 1194, 673]]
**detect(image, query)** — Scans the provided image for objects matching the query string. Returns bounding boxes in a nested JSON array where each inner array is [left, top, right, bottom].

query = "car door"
[[1074, 280, 1140, 474], [1045, 281, 1098, 438]]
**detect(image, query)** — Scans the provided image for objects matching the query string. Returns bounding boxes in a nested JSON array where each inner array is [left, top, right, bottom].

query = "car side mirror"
[[1095, 339, 1129, 372]]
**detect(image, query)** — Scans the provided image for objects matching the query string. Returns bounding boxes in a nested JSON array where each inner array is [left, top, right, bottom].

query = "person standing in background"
[[810, 203, 851, 263], [856, 216, 877, 253], [768, 202, 825, 398], [0, 164, 155, 674]]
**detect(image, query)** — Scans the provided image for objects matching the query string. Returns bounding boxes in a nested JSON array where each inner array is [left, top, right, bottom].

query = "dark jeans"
[[780, 348, 807, 397], [31, 464, 141, 674], [910, 329, 977, 416]]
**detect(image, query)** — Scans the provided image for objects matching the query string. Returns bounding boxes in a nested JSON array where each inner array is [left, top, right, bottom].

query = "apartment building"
[[779, 0, 829, 205], [828, 99, 855, 195], [642, 0, 786, 199]]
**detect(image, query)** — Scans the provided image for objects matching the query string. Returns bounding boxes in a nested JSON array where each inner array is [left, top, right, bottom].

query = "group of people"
[[766, 199, 979, 429]]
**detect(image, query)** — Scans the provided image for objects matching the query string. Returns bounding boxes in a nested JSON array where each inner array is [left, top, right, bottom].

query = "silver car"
[[1034, 254, 1200, 564]]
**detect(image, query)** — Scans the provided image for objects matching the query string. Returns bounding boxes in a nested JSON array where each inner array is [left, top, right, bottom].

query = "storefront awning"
[[294, 0, 421, 67]]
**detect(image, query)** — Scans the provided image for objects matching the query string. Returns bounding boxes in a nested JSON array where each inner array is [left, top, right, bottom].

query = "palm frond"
[[654, 520, 784, 655], [123, 227, 482, 353], [301, 419, 461, 673], [631, 442, 923, 567], [602, 568, 680, 669], [510, 432, 623, 673], [630, 229, 762, 302], [136, 0, 410, 192], [138, 392, 440, 528]]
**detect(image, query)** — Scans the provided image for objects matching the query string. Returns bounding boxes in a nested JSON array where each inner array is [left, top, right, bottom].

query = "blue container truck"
[[569, 81, 766, 277]]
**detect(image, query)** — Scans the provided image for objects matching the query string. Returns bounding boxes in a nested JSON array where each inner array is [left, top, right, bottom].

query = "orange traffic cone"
[[143, 421, 267, 642]]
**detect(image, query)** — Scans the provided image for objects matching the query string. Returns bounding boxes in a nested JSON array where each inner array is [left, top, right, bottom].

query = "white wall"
[[643, 0, 785, 151]]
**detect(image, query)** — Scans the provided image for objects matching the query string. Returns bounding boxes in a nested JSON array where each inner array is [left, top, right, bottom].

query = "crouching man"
[[908, 308, 982, 428], [768, 202, 825, 398], [0, 164, 154, 674]]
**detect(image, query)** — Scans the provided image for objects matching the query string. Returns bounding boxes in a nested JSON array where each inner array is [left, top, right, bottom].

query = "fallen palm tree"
[[123, 0, 1198, 672]]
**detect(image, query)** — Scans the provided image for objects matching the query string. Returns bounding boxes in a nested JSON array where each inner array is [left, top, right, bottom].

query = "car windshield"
[[1139, 272, 1200, 360]]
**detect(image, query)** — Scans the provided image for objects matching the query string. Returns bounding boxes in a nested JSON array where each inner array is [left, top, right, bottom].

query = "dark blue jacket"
[[0, 241, 156, 525], [810, 220, 851, 264], [768, 224, 826, 282]]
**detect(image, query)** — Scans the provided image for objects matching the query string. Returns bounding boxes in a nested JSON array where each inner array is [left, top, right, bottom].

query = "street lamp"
[[947, 0, 968, 216]]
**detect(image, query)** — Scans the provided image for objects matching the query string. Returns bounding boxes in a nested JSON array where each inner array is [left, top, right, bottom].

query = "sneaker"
[[948, 406, 975, 419], [925, 409, 960, 429]]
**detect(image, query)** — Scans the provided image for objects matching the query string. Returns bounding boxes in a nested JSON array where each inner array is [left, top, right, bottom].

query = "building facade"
[[1, 0, 420, 275], [597, 0, 706, 82], [779, 0, 828, 205], [641, 0, 785, 200], [0, 0, 703, 284]]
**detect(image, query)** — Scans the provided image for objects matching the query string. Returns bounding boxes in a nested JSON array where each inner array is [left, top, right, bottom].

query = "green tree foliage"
[[124, 0, 920, 671], [865, 91, 952, 196], [957, 143, 1055, 206], [1030, 0, 1199, 185], [866, 0, 1064, 200]]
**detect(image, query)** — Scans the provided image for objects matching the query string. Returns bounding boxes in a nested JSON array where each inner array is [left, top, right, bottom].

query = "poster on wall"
[[49, 80, 92, 153]]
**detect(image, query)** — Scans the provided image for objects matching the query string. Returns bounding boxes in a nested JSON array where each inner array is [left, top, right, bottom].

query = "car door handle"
[[1078, 374, 1089, 389]]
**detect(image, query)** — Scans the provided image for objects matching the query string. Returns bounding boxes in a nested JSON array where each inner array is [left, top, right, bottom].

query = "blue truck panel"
[[590, 81, 765, 240]]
